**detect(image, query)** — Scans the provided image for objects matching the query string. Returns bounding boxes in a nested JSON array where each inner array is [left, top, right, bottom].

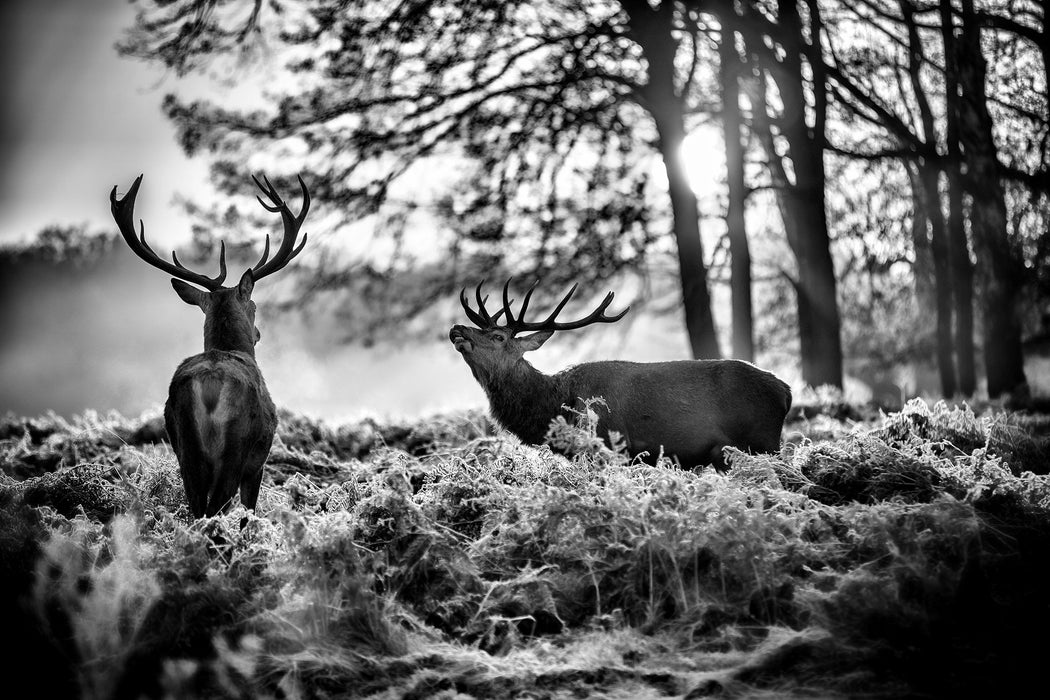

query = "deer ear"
[[171, 279, 206, 309], [238, 268, 255, 299], [517, 330, 554, 352]]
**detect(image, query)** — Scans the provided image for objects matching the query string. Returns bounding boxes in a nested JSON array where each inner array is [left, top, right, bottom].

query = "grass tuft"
[[3, 399, 1049, 697]]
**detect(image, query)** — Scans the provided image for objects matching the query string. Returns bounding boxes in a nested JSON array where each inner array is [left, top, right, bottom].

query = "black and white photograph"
[[1, 0, 1048, 697]]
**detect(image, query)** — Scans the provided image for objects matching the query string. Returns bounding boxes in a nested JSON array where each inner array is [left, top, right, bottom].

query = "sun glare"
[[681, 126, 727, 202]]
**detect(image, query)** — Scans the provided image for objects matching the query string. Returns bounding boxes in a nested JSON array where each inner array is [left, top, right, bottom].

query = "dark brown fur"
[[164, 272, 277, 517], [450, 325, 791, 470]]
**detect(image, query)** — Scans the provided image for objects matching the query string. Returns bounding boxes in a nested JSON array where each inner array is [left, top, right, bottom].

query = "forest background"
[[1, 0, 1048, 420]]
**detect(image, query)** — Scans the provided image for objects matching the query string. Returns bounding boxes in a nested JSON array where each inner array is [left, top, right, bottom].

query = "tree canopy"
[[119, 0, 1050, 397]]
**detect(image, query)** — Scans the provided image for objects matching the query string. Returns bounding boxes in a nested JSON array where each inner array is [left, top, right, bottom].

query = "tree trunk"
[[719, 23, 754, 361], [956, 0, 1027, 397], [627, 0, 721, 359], [764, 0, 843, 388], [940, 0, 977, 395], [917, 164, 958, 396], [652, 113, 722, 359], [902, 0, 956, 396], [907, 164, 936, 324], [748, 58, 842, 385], [780, 170, 843, 388]]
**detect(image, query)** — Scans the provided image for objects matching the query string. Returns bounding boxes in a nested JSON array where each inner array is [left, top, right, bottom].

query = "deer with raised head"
[[449, 280, 791, 471], [110, 174, 310, 517]]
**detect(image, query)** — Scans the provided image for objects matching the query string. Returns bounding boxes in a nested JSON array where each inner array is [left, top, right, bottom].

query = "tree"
[[954, 0, 1028, 396], [823, 0, 965, 396], [728, 0, 844, 388], [715, 7, 755, 362], [120, 0, 725, 358], [825, 0, 1043, 398], [938, 0, 977, 395]]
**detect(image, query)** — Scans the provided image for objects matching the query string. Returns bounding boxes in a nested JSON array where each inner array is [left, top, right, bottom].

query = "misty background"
[[0, 0, 484, 420], [0, 244, 700, 419], [0, 0, 744, 420], [2, 0, 1048, 420]]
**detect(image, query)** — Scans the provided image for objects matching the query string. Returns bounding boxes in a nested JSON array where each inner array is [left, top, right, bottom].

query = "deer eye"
[[491, 332, 506, 342]]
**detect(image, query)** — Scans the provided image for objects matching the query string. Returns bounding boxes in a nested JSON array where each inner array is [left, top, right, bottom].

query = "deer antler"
[[110, 175, 228, 291], [460, 279, 629, 334], [459, 280, 508, 328], [250, 174, 310, 281]]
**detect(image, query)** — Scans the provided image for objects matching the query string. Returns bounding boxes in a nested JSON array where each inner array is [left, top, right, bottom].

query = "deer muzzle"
[[449, 326, 473, 353]]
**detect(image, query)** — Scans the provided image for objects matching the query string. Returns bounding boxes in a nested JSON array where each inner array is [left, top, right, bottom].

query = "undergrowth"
[[0, 399, 1048, 698]]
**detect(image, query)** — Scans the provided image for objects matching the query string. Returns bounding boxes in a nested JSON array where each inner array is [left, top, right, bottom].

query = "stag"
[[110, 174, 310, 517], [450, 280, 791, 471]]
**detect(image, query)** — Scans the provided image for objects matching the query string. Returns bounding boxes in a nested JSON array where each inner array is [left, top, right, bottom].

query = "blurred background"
[[1, 0, 1048, 421]]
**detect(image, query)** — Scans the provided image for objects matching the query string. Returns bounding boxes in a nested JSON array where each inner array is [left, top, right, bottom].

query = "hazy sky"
[[0, 0, 209, 248]]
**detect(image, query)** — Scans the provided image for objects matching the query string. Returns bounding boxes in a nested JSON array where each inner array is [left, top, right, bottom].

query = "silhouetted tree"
[[939, 0, 977, 395], [955, 0, 1028, 396], [715, 7, 755, 362], [824, 0, 963, 396], [729, 0, 844, 388], [120, 0, 725, 358]]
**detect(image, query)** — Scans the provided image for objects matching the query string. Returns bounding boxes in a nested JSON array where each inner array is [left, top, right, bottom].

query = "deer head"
[[450, 279, 629, 382], [110, 174, 310, 355]]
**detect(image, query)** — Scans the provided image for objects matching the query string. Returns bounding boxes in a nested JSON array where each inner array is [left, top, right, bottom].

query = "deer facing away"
[[450, 280, 792, 471], [110, 174, 310, 517]]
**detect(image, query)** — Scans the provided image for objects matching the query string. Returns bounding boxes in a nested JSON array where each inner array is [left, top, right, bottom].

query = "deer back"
[[164, 350, 277, 517], [559, 358, 791, 467]]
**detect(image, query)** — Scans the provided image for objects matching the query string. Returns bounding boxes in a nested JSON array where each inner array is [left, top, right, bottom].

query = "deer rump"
[[164, 350, 277, 517], [556, 359, 792, 469]]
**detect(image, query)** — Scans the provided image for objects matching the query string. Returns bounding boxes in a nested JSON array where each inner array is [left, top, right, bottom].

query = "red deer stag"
[[110, 174, 310, 517], [449, 280, 791, 471]]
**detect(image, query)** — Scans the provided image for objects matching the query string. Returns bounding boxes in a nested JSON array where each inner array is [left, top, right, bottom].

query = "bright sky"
[[0, 0, 210, 248]]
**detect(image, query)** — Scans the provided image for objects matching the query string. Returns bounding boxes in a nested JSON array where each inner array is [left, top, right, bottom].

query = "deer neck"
[[203, 311, 257, 357], [482, 359, 567, 444]]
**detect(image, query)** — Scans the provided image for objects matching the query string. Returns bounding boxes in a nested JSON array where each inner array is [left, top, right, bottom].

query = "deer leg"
[[243, 436, 273, 511], [204, 458, 242, 517], [179, 460, 209, 518], [238, 438, 271, 528], [238, 471, 263, 531], [166, 399, 212, 518]]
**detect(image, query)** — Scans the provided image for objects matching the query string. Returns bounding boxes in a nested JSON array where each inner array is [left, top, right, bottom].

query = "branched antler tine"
[[252, 174, 282, 212], [538, 283, 578, 326], [501, 278, 517, 324], [548, 290, 630, 330], [263, 173, 278, 195], [474, 282, 494, 324], [594, 292, 613, 313], [254, 195, 281, 212], [291, 233, 307, 257], [251, 173, 310, 281], [136, 223, 156, 255], [296, 174, 311, 224], [610, 304, 630, 322], [459, 287, 488, 327], [171, 241, 228, 286], [110, 175, 227, 290], [517, 280, 539, 322], [215, 241, 228, 282], [254, 234, 272, 269], [255, 234, 307, 277]]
